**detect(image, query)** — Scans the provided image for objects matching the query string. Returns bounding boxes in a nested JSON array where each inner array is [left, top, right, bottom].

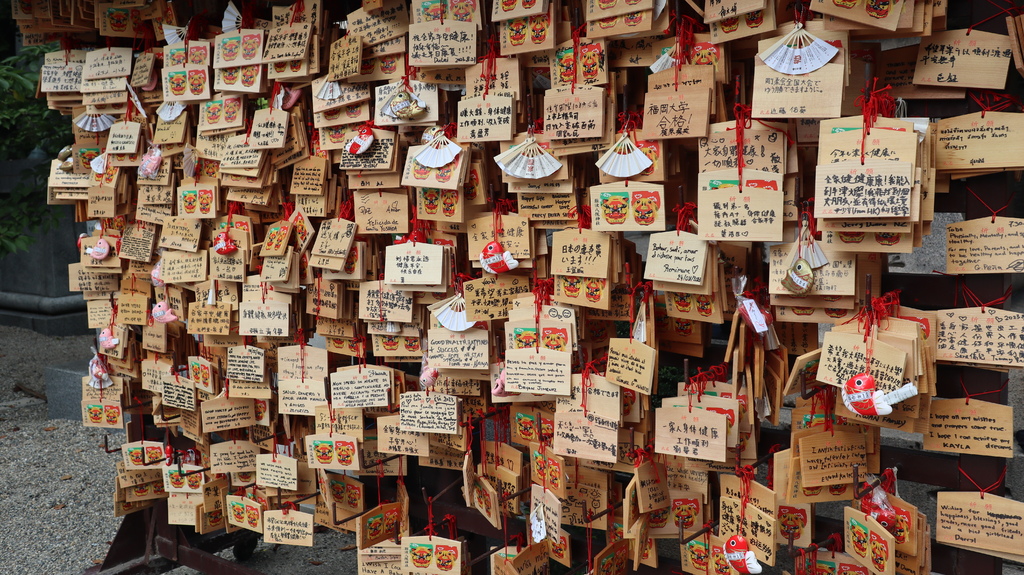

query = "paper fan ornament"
[[74, 113, 116, 133], [90, 153, 108, 175], [429, 294, 474, 332], [415, 127, 462, 168], [315, 79, 342, 101], [182, 145, 198, 179], [493, 136, 562, 179], [596, 132, 653, 178], [758, 23, 839, 75], [649, 48, 681, 73], [157, 101, 186, 122], [222, 1, 242, 33], [162, 24, 186, 45]]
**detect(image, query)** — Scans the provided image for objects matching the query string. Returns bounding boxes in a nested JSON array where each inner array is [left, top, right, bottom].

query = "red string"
[[967, 0, 1024, 35], [736, 465, 755, 535], [289, 0, 305, 26], [810, 386, 837, 435], [957, 463, 1007, 498], [853, 78, 895, 165], [966, 185, 1016, 223], [673, 202, 697, 235], [766, 452, 775, 490], [730, 77, 752, 191], [579, 354, 608, 417], [968, 89, 1022, 117], [959, 375, 1008, 405], [566, 203, 592, 232], [628, 281, 652, 342], [425, 496, 435, 539], [569, 24, 587, 94], [478, 36, 499, 99]]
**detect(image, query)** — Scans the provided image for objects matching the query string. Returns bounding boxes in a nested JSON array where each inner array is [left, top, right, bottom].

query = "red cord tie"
[[853, 78, 895, 165], [958, 463, 1007, 499], [959, 375, 1008, 405], [966, 185, 1016, 223], [672, 202, 697, 235]]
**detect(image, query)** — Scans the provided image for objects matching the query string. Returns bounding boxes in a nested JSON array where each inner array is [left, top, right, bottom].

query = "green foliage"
[[0, 41, 68, 258], [0, 43, 71, 161], [0, 162, 61, 256]]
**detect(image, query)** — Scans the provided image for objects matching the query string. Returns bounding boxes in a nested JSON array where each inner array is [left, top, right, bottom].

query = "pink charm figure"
[[98, 328, 119, 350], [86, 238, 112, 261], [491, 367, 513, 397], [151, 302, 178, 323]]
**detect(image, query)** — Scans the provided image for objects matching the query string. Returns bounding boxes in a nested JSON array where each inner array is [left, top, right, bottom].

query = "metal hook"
[[421, 476, 464, 505], [332, 504, 376, 526], [102, 435, 122, 453], [585, 499, 623, 523], [799, 370, 825, 400], [853, 463, 882, 499], [468, 545, 505, 568], [499, 486, 532, 504], [182, 466, 211, 477], [681, 520, 718, 545]]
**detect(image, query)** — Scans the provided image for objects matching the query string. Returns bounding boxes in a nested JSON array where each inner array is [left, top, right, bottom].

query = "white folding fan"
[[493, 136, 562, 179], [157, 101, 187, 122], [596, 132, 653, 178], [222, 1, 242, 33], [162, 24, 186, 45], [758, 23, 839, 75], [415, 130, 463, 168], [429, 294, 474, 332], [90, 153, 107, 174], [649, 47, 681, 73], [74, 112, 116, 132], [182, 144, 198, 179], [316, 78, 342, 101]]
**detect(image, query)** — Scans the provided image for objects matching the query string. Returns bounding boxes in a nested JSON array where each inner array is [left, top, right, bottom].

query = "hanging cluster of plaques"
[[21, 0, 1024, 572]]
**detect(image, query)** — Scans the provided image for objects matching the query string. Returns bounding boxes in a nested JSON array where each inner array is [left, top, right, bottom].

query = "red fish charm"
[[479, 240, 519, 274], [842, 373, 892, 416], [725, 535, 762, 574]]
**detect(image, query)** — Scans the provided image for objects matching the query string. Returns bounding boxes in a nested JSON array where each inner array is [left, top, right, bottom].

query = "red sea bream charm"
[[842, 372, 892, 416], [725, 535, 762, 574]]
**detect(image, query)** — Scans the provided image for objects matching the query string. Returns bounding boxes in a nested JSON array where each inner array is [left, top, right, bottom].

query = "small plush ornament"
[[781, 258, 814, 294], [98, 328, 119, 350], [151, 302, 178, 323], [419, 358, 439, 388], [85, 238, 112, 261], [491, 367, 513, 397], [87, 349, 113, 389], [347, 125, 375, 155], [842, 373, 892, 416], [725, 535, 762, 574], [213, 230, 238, 255], [150, 259, 165, 287], [138, 144, 163, 180], [480, 240, 519, 274]]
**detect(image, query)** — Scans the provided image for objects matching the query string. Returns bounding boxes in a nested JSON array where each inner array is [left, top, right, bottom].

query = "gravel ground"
[[0, 325, 361, 575], [0, 325, 120, 575]]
